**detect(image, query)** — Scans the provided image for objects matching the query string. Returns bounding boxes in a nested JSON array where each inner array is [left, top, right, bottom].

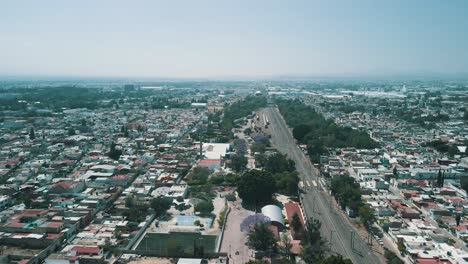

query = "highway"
[[262, 107, 385, 264]]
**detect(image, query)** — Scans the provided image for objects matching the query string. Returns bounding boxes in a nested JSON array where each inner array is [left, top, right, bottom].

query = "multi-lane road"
[[262, 106, 385, 264]]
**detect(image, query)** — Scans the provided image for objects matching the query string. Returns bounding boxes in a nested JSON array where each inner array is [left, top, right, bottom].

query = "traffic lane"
[[265, 107, 383, 264], [265, 108, 353, 258]]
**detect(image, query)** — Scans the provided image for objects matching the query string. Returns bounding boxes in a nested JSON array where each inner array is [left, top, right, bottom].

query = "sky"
[[1, 0, 468, 79]]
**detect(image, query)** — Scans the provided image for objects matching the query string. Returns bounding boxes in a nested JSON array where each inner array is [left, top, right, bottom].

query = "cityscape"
[[1, 1, 468, 264]]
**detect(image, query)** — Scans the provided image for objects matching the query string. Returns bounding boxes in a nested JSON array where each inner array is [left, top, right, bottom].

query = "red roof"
[[198, 159, 220, 166], [285, 202, 305, 227], [72, 246, 100, 255], [417, 258, 452, 264]]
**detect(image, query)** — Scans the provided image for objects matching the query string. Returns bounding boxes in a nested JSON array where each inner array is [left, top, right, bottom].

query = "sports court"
[[135, 232, 218, 256]]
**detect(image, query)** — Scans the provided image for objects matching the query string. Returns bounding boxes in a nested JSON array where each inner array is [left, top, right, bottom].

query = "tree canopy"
[[237, 170, 276, 208], [300, 218, 327, 263], [247, 222, 277, 251], [331, 176, 362, 212], [460, 177, 468, 193], [150, 197, 173, 216], [194, 200, 214, 214], [277, 99, 379, 162], [222, 95, 267, 132]]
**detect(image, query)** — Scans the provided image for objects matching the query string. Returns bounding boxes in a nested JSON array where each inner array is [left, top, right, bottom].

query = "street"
[[220, 200, 254, 264], [262, 107, 385, 264]]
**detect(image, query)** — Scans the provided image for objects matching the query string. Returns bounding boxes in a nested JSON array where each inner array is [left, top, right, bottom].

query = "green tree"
[[125, 195, 135, 208], [150, 197, 172, 216], [108, 142, 123, 160], [245, 261, 269, 264], [194, 200, 214, 214], [274, 171, 300, 195], [320, 255, 353, 264], [384, 249, 404, 264], [264, 153, 295, 174], [29, 127, 36, 140], [456, 214, 462, 226], [238, 170, 276, 208], [291, 213, 302, 233], [278, 233, 293, 260], [300, 218, 327, 264], [460, 176, 468, 193], [190, 167, 210, 184], [231, 154, 248, 173], [437, 170, 443, 187], [393, 166, 398, 180], [331, 176, 361, 211], [358, 205, 376, 230], [68, 127, 76, 136], [247, 222, 277, 251]]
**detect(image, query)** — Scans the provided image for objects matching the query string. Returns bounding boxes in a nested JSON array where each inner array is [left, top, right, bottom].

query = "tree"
[[108, 142, 123, 160], [279, 233, 293, 260], [358, 205, 376, 230], [274, 171, 300, 195], [456, 214, 462, 226], [331, 176, 361, 211], [150, 197, 172, 216], [300, 218, 327, 264], [384, 249, 404, 264], [247, 222, 277, 251], [393, 166, 398, 180], [29, 127, 36, 140], [68, 127, 76, 136], [291, 213, 302, 233], [460, 176, 468, 193], [237, 170, 276, 208], [245, 261, 269, 264], [195, 200, 214, 214], [264, 153, 295, 174], [231, 154, 248, 173], [240, 214, 271, 233], [190, 167, 210, 184], [125, 195, 135, 208], [320, 255, 353, 264], [437, 170, 444, 188]]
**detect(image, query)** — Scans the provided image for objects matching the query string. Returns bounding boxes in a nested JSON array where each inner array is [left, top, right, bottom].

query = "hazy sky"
[[1, 0, 468, 78]]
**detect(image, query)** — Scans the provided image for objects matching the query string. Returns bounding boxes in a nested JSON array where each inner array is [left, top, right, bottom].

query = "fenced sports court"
[[135, 232, 218, 257]]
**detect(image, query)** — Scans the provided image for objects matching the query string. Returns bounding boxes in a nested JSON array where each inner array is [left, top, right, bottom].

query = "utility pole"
[[312, 196, 316, 214], [330, 230, 335, 251]]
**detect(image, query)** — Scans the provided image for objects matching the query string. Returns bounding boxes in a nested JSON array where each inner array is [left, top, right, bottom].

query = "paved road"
[[263, 107, 385, 264], [221, 200, 254, 264]]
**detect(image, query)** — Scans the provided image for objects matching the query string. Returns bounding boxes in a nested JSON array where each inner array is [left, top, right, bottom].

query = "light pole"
[[330, 230, 335, 251]]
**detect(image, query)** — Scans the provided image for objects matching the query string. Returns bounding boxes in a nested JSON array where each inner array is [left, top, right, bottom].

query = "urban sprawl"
[[0, 81, 467, 264]]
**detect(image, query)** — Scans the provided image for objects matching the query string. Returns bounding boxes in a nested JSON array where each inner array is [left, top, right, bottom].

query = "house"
[[202, 143, 230, 160], [49, 181, 85, 194], [358, 168, 382, 181], [197, 159, 221, 170]]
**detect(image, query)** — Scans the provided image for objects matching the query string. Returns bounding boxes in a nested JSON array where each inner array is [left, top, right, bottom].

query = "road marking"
[[312, 180, 318, 187]]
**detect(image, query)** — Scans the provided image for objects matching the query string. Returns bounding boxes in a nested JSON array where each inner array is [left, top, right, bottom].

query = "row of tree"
[[330, 176, 376, 230], [276, 99, 379, 162], [221, 95, 267, 133]]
